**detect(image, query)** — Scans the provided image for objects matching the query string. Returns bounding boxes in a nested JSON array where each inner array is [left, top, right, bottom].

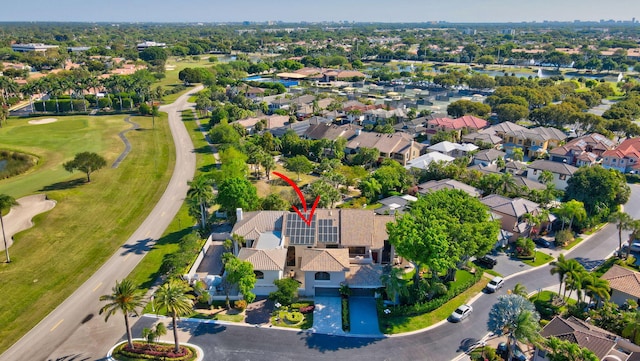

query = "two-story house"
[[526, 160, 579, 190], [425, 115, 489, 142], [549, 133, 616, 166], [345, 132, 425, 166], [427, 141, 478, 158], [602, 137, 640, 173]]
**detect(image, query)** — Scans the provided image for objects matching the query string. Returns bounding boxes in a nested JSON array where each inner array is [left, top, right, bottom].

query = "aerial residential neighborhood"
[[2, 3, 640, 361]]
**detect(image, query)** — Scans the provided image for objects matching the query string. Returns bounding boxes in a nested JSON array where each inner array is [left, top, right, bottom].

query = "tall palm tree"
[[153, 279, 194, 353], [0, 194, 18, 263], [380, 267, 408, 306], [186, 174, 214, 230], [622, 310, 640, 345], [564, 261, 586, 302], [99, 279, 145, 350], [585, 274, 610, 307], [608, 211, 633, 258], [497, 172, 519, 197], [511, 147, 524, 162], [550, 254, 569, 297], [487, 295, 541, 361], [537, 170, 554, 186]]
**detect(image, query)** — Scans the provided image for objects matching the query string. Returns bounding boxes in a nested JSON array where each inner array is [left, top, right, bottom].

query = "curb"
[[106, 338, 204, 361]]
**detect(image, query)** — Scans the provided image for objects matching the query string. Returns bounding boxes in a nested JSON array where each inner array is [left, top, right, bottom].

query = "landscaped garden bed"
[[270, 301, 314, 329], [111, 341, 197, 361]]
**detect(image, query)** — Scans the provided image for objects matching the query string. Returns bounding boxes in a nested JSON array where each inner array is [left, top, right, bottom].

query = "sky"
[[1, 0, 639, 23]]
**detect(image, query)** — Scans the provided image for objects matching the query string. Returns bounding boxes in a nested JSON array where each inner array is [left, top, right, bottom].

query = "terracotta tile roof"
[[603, 137, 640, 159], [541, 316, 617, 360], [601, 264, 640, 299], [237, 248, 287, 271], [299, 248, 350, 272]]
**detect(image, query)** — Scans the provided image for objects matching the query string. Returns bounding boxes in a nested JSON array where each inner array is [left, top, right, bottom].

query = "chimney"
[[236, 208, 243, 221]]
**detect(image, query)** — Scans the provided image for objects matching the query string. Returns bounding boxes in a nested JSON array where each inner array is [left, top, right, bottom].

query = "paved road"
[[0, 85, 203, 361], [126, 184, 640, 361]]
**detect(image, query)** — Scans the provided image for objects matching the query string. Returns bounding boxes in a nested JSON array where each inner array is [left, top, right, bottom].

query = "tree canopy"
[[216, 177, 260, 215], [563, 166, 630, 221], [63, 152, 107, 182]]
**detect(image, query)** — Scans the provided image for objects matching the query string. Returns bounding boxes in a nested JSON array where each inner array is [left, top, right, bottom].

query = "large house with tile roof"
[[476, 122, 567, 159], [602, 137, 640, 173], [426, 115, 489, 142], [601, 265, 640, 306], [535, 316, 640, 361], [549, 133, 616, 166], [232, 209, 393, 297], [345, 131, 425, 166]]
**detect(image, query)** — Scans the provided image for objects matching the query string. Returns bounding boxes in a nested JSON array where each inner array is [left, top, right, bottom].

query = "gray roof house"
[[526, 160, 579, 190]]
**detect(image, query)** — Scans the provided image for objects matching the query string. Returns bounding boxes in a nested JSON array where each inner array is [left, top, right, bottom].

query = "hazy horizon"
[[1, 0, 639, 24]]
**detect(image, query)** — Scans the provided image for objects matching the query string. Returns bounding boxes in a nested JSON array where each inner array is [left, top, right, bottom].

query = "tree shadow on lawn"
[[193, 145, 214, 154], [135, 227, 193, 290], [299, 332, 381, 353], [39, 178, 86, 192]]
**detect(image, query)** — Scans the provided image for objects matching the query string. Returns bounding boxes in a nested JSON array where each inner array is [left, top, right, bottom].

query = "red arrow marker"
[[273, 171, 320, 227]]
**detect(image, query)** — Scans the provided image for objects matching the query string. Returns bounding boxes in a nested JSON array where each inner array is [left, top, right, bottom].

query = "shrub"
[[284, 311, 303, 324], [515, 237, 535, 257], [342, 298, 350, 331], [115, 341, 195, 361], [555, 229, 574, 247], [269, 278, 299, 305], [234, 300, 247, 311], [299, 305, 315, 314]]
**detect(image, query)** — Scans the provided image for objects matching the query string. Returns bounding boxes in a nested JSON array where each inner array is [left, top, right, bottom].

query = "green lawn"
[[0, 113, 175, 354], [380, 275, 489, 334], [157, 57, 214, 103], [563, 237, 584, 250], [127, 109, 217, 292], [522, 251, 555, 267]]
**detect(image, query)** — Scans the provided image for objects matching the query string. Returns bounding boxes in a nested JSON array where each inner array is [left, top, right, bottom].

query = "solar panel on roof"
[[285, 213, 317, 245]]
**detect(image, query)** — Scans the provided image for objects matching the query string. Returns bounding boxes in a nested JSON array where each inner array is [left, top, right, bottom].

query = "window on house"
[[559, 174, 567, 180], [254, 271, 264, 279], [315, 272, 330, 281], [613, 159, 617, 163], [348, 247, 366, 257], [533, 170, 538, 175]]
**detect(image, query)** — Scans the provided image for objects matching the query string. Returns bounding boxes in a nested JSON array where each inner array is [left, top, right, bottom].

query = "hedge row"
[[342, 298, 350, 331], [34, 99, 89, 112], [386, 270, 483, 317]]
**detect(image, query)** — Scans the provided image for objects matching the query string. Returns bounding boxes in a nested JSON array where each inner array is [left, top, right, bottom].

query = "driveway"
[[312, 297, 346, 336], [349, 297, 382, 337]]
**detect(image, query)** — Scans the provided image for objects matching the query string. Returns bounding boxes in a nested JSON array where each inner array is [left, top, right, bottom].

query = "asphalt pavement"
[[0, 85, 203, 361]]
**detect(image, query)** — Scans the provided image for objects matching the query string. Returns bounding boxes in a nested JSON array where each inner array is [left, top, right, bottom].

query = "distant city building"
[[67, 46, 91, 53], [462, 28, 476, 35], [501, 29, 516, 36], [11, 43, 59, 52], [136, 41, 167, 51]]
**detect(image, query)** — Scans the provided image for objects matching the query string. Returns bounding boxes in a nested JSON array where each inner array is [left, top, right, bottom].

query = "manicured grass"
[[522, 251, 554, 267], [0, 114, 175, 354], [127, 109, 217, 292], [0, 115, 130, 197], [563, 237, 584, 250], [381, 276, 489, 334], [254, 163, 319, 199]]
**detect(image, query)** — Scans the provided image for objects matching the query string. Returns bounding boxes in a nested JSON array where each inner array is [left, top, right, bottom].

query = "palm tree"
[[550, 254, 569, 297], [487, 294, 541, 361], [380, 267, 408, 306], [99, 279, 145, 350], [622, 310, 640, 345], [511, 283, 528, 297], [537, 170, 554, 185], [511, 147, 524, 162], [0, 194, 18, 263], [186, 174, 214, 230], [585, 274, 610, 307], [153, 279, 194, 353], [608, 211, 633, 258], [563, 260, 586, 302], [555, 200, 587, 231], [497, 172, 519, 196]]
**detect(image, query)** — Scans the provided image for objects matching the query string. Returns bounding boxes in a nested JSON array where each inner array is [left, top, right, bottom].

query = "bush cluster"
[[234, 299, 247, 311], [284, 311, 303, 324], [383, 271, 483, 317], [117, 342, 194, 361], [0, 150, 37, 179]]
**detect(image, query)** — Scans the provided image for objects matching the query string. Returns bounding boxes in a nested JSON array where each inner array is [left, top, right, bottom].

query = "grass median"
[[0, 113, 174, 354]]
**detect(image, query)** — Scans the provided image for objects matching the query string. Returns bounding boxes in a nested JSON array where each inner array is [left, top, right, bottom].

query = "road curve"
[[0, 85, 204, 361]]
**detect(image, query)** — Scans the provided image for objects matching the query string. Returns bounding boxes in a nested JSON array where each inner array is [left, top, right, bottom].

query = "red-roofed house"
[[426, 115, 489, 142], [602, 137, 640, 173]]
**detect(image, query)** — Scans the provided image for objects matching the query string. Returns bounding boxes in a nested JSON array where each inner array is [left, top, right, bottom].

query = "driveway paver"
[[312, 296, 345, 336]]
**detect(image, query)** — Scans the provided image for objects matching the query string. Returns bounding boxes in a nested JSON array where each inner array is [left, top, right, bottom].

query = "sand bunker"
[[0, 194, 56, 251], [28, 118, 58, 125]]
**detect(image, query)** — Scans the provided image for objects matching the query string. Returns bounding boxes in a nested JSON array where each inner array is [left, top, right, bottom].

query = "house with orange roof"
[[549, 133, 616, 166], [602, 137, 640, 173], [426, 115, 489, 142]]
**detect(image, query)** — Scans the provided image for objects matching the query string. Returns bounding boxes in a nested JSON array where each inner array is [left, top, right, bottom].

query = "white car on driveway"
[[486, 276, 504, 293]]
